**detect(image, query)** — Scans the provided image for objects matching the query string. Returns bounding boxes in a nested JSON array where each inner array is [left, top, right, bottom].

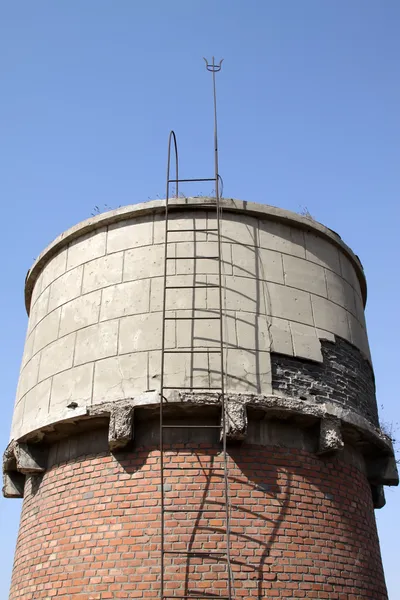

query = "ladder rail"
[[160, 59, 233, 600], [160, 129, 179, 599]]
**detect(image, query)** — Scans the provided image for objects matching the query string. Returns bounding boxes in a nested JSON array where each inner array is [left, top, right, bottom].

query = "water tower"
[[4, 60, 398, 599]]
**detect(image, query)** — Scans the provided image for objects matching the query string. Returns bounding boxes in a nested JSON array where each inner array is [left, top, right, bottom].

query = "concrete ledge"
[[4, 391, 397, 499]]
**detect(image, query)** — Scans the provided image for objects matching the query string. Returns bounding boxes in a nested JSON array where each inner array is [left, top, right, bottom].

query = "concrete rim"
[[24, 198, 367, 313]]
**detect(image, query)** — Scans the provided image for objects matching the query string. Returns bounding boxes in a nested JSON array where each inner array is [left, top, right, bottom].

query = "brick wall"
[[271, 336, 378, 426], [9, 430, 387, 599]]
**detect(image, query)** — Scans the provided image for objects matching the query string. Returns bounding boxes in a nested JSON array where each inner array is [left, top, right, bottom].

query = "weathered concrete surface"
[[10, 198, 372, 443], [318, 418, 344, 454]]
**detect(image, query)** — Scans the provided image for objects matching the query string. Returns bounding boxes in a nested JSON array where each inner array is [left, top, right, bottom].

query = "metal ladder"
[[159, 61, 233, 599]]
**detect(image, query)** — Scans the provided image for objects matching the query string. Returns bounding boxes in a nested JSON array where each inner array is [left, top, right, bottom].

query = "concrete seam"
[[116, 318, 121, 356], [90, 361, 96, 406], [71, 332, 78, 368], [47, 376, 54, 414]]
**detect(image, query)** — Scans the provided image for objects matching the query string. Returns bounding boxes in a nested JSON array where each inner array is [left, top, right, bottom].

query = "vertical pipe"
[[210, 58, 233, 599]]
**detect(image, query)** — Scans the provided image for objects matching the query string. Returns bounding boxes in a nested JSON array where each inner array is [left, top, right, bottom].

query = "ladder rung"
[[167, 228, 218, 233], [164, 316, 220, 320], [165, 285, 219, 289], [163, 350, 220, 354], [163, 594, 231, 600], [162, 425, 221, 429], [163, 467, 225, 471], [168, 178, 215, 183], [166, 256, 219, 260], [163, 508, 224, 513], [162, 386, 222, 390], [162, 550, 227, 555]]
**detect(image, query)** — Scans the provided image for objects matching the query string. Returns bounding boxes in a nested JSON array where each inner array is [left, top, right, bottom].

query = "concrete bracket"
[[3, 471, 25, 499], [15, 443, 47, 474], [366, 455, 399, 486], [371, 484, 386, 509], [318, 417, 344, 455], [222, 399, 248, 442], [109, 405, 135, 452], [3, 440, 18, 472]]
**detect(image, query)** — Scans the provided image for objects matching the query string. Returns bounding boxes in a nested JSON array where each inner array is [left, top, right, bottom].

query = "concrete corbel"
[[366, 455, 399, 487], [317, 417, 344, 455], [14, 443, 46, 474], [3, 471, 25, 498], [109, 405, 135, 451], [371, 484, 386, 509], [222, 399, 248, 442]]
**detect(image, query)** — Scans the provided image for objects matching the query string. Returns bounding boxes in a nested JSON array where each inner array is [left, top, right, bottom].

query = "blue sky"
[[0, 1, 399, 596]]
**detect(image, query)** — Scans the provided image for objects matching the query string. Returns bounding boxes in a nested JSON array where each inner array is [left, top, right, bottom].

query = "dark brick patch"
[[271, 336, 378, 426]]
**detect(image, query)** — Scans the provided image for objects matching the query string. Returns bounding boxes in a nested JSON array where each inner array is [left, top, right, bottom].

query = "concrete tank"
[[4, 198, 398, 599]]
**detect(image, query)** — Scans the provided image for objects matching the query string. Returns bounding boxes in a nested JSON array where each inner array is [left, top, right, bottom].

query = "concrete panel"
[[348, 313, 371, 361], [20, 331, 35, 369], [161, 350, 210, 391], [232, 245, 284, 284], [216, 276, 267, 314], [48, 266, 83, 312], [220, 213, 259, 247], [154, 211, 208, 244], [38, 333, 75, 381], [41, 248, 67, 291], [316, 329, 335, 343], [269, 317, 293, 356], [17, 353, 40, 400], [33, 307, 61, 354], [283, 255, 327, 297], [305, 232, 341, 274], [82, 252, 124, 294], [30, 272, 43, 308], [10, 398, 25, 441], [236, 312, 271, 351], [176, 315, 220, 349], [267, 283, 314, 326], [325, 270, 357, 315], [22, 378, 52, 433], [168, 309, 236, 349], [74, 321, 118, 366], [152, 276, 207, 312], [211, 349, 271, 394], [119, 312, 174, 354], [59, 291, 101, 337], [93, 352, 149, 403], [311, 295, 351, 342], [259, 220, 305, 258], [51, 364, 94, 413], [100, 279, 150, 321], [123, 244, 165, 281], [28, 285, 50, 333], [175, 242, 232, 276], [339, 253, 362, 297], [67, 228, 106, 270], [290, 322, 323, 362], [354, 292, 367, 329], [107, 217, 152, 253]]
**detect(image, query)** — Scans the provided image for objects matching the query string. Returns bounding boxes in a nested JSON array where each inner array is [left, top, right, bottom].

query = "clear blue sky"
[[1, 1, 399, 597]]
